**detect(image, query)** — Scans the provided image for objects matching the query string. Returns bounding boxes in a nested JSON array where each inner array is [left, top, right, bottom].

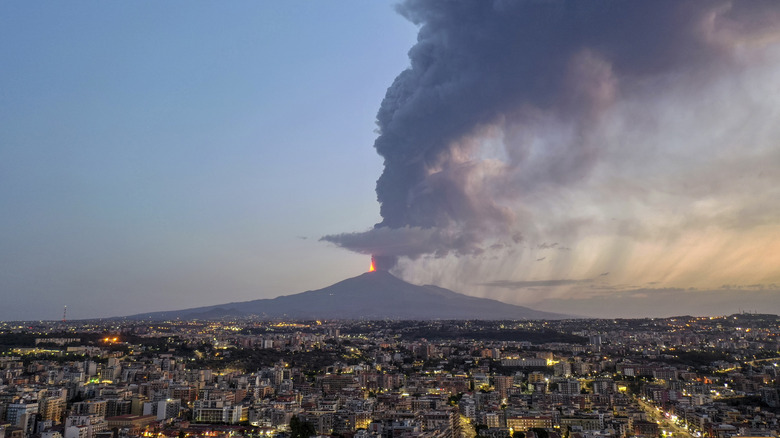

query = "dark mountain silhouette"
[[124, 271, 568, 320]]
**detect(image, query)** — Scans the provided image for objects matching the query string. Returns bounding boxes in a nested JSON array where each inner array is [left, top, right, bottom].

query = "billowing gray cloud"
[[323, 225, 485, 269], [324, 0, 780, 287]]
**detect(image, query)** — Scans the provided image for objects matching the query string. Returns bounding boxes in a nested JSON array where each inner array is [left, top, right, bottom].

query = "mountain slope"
[[124, 271, 568, 320]]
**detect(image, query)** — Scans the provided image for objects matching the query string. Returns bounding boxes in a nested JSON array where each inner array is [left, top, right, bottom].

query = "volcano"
[[124, 271, 569, 320]]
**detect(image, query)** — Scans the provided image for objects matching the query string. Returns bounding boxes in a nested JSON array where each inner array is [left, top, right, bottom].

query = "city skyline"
[[3, 315, 778, 438], [3, 1, 780, 321]]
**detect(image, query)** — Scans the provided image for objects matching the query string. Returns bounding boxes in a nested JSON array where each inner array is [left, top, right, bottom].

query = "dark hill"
[[124, 271, 568, 320]]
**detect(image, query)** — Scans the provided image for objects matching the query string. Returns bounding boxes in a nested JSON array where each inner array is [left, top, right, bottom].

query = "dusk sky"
[[2, 1, 780, 321]]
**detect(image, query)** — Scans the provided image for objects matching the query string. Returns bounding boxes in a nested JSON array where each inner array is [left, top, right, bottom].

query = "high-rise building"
[[494, 375, 513, 400], [558, 379, 582, 395], [6, 401, 39, 435], [40, 395, 66, 423]]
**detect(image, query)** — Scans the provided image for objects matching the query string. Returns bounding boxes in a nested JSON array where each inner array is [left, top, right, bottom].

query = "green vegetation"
[[289, 415, 316, 438]]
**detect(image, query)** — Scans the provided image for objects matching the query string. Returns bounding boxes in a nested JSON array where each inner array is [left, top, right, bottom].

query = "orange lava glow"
[[369, 258, 376, 272]]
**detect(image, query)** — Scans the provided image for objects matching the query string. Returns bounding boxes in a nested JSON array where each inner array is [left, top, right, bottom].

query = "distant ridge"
[[124, 270, 569, 320]]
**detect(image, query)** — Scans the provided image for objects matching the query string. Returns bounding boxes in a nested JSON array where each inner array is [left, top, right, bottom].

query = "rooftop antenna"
[[62, 305, 67, 323]]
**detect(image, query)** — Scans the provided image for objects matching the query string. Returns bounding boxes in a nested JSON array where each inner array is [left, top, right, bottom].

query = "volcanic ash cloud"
[[323, 0, 780, 287]]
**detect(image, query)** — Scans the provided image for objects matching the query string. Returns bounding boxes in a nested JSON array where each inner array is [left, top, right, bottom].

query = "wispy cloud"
[[532, 287, 780, 318], [481, 278, 592, 289]]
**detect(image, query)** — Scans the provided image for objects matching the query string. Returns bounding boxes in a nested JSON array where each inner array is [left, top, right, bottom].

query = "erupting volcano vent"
[[368, 255, 395, 271]]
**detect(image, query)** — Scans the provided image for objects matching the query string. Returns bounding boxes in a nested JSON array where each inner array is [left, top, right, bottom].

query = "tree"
[[290, 415, 316, 438]]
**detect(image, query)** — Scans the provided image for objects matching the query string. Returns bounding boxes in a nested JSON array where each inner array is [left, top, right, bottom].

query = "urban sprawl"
[[1, 315, 779, 438]]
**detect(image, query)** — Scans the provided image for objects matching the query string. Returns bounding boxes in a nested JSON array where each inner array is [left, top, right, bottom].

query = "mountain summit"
[[125, 271, 567, 320]]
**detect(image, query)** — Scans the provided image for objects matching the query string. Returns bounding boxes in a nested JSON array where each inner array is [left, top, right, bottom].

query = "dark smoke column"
[[371, 254, 396, 271], [323, 0, 780, 270]]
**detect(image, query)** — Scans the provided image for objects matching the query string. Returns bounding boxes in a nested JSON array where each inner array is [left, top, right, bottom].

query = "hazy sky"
[[1, 1, 416, 320], [2, 1, 780, 320]]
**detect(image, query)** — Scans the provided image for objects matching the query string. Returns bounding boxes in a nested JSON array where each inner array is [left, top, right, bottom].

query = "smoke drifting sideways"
[[322, 0, 780, 272]]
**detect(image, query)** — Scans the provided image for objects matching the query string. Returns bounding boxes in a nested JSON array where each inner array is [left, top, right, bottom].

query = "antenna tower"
[[63, 305, 67, 323]]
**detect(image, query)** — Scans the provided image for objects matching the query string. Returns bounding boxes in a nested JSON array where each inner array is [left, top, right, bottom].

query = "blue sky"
[[1, 2, 417, 320], [3, 1, 780, 320]]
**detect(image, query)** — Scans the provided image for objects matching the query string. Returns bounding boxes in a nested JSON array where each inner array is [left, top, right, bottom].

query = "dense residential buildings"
[[0, 314, 778, 438]]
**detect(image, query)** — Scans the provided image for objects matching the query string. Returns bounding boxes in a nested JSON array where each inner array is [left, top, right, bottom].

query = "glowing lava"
[[369, 257, 376, 272]]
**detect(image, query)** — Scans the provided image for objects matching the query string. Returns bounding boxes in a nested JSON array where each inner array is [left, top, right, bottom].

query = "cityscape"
[[0, 314, 778, 438]]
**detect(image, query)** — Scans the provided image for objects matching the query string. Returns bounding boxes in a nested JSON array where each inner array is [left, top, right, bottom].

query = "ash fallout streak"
[[323, 0, 780, 298]]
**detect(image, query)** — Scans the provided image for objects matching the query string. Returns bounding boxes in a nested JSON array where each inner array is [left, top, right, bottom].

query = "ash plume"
[[323, 0, 780, 274]]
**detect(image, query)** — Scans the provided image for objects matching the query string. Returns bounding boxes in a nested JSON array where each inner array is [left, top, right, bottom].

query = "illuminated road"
[[747, 356, 780, 366], [459, 416, 475, 438], [635, 397, 694, 438]]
